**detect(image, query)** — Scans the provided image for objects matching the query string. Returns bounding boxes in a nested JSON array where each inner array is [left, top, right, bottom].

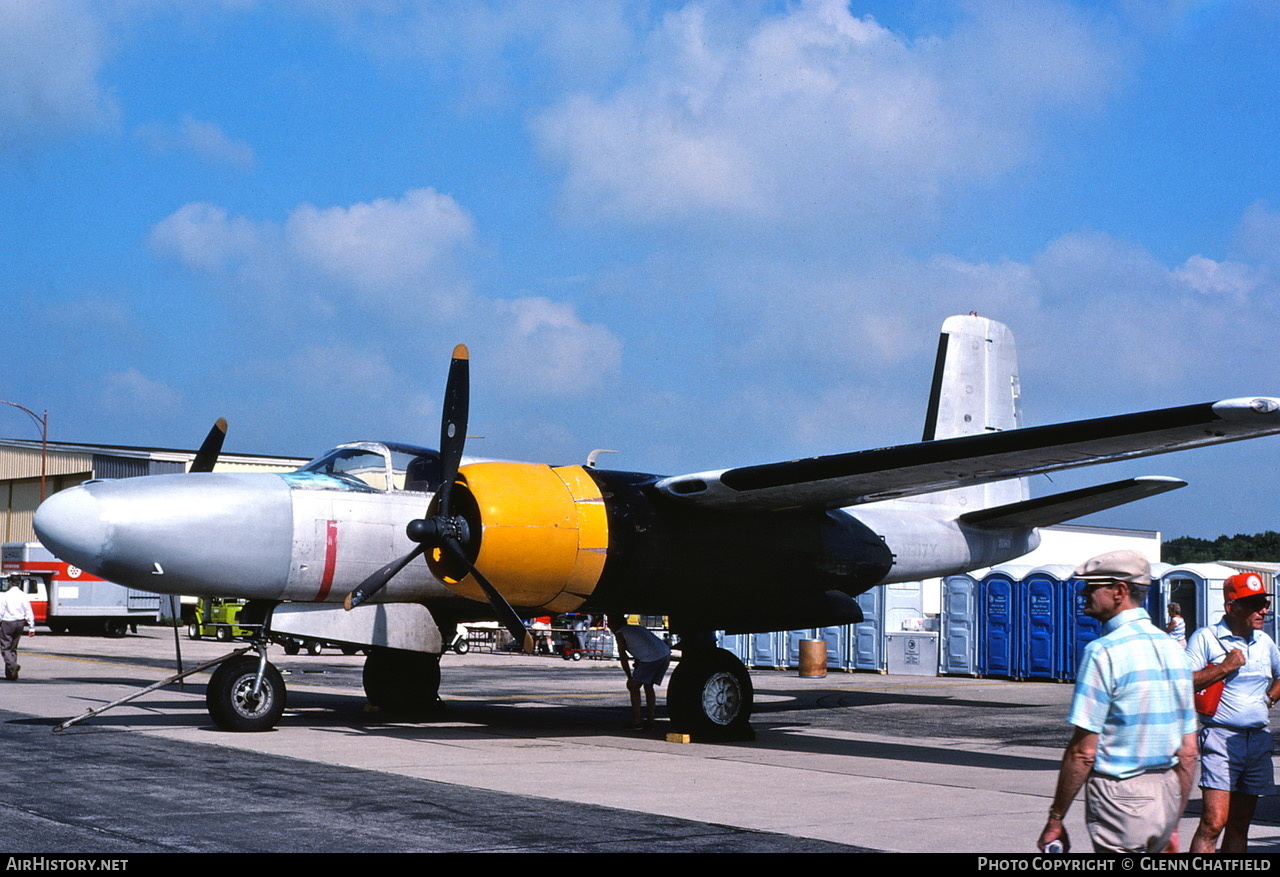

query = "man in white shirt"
[[1186, 572, 1280, 853], [0, 577, 35, 680]]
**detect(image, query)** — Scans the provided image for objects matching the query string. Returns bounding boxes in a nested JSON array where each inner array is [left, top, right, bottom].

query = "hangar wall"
[[0, 437, 307, 543]]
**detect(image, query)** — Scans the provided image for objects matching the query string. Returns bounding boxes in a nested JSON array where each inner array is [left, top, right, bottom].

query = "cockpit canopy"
[[295, 442, 442, 493]]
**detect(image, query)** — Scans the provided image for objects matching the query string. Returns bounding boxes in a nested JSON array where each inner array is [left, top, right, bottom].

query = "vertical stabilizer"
[[899, 314, 1028, 514], [923, 314, 1022, 441]]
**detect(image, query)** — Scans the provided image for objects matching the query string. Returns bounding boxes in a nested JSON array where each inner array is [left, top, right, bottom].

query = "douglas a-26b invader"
[[32, 315, 1280, 735]]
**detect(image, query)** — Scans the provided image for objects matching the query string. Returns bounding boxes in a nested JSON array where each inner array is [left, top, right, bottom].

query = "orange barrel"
[[798, 639, 827, 678]]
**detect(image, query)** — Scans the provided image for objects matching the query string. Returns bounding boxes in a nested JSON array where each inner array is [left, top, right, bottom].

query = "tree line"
[[1163, 531, 1280, 564]]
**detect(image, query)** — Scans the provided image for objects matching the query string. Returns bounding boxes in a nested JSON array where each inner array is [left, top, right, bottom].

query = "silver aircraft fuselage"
[[34, 443, 459, 606]]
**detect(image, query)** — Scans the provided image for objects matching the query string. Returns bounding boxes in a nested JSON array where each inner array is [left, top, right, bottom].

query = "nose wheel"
[[206, 653, 286, 732]]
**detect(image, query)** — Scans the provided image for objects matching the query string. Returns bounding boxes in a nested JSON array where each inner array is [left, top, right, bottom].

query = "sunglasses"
[[1233, 597, 1271, 612]]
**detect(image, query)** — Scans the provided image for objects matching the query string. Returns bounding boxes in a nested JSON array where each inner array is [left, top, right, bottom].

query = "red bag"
[[1195, 679, 1224, 717], [1196, 630, 1230, 717]]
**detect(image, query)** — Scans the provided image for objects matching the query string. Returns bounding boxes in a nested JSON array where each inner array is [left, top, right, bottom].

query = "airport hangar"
[[0, 435, 306, 545]]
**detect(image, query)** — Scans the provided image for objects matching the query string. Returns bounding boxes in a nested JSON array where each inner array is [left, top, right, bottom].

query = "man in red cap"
[[1186, 572, 1280, 853]]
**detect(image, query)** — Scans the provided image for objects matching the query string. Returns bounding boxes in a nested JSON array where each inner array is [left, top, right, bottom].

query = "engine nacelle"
[[426, 464, 895, 633], [427, 462, 608, 613]]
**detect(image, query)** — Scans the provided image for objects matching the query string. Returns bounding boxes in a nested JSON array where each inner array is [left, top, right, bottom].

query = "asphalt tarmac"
[[3, 628, 1279, 854]]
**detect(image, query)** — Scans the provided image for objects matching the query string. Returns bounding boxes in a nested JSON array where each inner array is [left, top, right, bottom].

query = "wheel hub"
[[701, 671, 742, 726], [231, 675, 274, 719]]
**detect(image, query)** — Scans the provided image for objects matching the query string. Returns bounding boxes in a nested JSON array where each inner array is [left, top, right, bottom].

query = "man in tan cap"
[[1037, 550, 1197, 853], [1186, 571, 1280, 853]]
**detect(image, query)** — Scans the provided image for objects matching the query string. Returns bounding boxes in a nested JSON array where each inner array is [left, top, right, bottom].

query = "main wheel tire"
[[206, 656, 286, 732], [362, 648, 441, 714], [103, 619, 128, 638], [667, 648, 754, 739]]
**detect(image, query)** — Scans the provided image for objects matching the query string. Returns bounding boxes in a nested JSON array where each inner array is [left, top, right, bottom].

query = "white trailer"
[[1, 541, 165, 636]]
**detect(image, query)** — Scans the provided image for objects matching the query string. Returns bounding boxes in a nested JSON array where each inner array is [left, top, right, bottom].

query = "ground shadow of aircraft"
[[33, 315, 1280, 736]]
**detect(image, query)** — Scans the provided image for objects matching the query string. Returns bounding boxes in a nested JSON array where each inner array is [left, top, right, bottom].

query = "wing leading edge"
[[655, 397, 1280, 512]]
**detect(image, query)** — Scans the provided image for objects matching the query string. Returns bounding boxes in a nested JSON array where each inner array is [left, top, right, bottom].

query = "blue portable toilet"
[[1161, 563, 1238, 640], [1068, 575, 1102, 675], [853, 587, 884, 671], [1022, 565, 1075, 680], [715, 631, 753, 663], [940, 573, 980, 676], [783, 628, 814, 668], [979, 565, 1031, 678], [749, 630, 786, 669]]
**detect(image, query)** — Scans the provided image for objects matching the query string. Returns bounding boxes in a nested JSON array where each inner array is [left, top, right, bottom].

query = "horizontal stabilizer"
[[958, 476, 1186, 530], [656, 397, 1280, 511]]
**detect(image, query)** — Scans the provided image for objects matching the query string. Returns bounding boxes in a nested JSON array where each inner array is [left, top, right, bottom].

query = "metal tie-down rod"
[[52, 646, 254, 733]]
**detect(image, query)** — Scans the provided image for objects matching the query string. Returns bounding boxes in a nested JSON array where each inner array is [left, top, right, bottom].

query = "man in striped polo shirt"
[[1037, 550, 1198, 853]]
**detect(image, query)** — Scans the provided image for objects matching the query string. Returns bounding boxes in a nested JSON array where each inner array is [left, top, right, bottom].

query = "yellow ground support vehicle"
[[186, 597, 253, 642]]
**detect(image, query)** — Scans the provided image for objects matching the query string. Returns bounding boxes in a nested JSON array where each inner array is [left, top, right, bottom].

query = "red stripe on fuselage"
[[316, 520, 338, 601]]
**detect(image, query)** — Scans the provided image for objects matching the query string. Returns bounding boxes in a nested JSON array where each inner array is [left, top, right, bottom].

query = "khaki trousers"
[[1085, 768, 1181, 853]]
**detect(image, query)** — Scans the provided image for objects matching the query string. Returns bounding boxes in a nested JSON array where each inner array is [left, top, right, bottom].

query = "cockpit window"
[[389, 447, 442, 493], [296, 443, 442, 493], [298, 447, 391, 491]]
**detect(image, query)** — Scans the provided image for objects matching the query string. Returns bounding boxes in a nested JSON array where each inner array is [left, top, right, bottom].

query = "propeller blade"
[[190, 418, 228, 473], [440, 538, 534, 654], [345, 545, 426, 611], [437, 344, 469, 517]]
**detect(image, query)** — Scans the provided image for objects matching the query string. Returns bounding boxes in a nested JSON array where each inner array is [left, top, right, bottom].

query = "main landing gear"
[[203, 643, 445, 731], [667, 647, 754, 741], [362, 647, 442, 714]]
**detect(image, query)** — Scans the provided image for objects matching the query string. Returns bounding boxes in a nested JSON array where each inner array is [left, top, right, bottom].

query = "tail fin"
[[909, 314, 1028, 513], [923, 314, 1022, 441]]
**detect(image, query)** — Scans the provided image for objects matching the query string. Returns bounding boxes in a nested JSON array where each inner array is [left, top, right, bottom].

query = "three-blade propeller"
[[344, 345, 534, 653]]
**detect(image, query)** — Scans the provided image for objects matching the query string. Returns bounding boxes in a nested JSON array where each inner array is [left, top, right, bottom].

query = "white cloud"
[[1234, 201, 1280, 263], [135, 114, 255, 168], [284, 188, 474, 298], [150, 188, 475, 306], [102, 368, 182, 411], [1173, 255, 1260, 298], [150, 189, 624, 401], [532, 0, 1124, 227], [486, 297, 623, 395], [0, 0, 116, 144], [149, 202, 264, 271]]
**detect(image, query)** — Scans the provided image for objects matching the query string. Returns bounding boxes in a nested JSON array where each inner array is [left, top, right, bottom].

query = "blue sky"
[[4, 0, 1280, 539]]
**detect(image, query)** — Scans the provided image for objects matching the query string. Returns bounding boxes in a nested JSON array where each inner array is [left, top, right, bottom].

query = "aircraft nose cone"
[[33, 484, 109, 573], [33, 473, 294, 597]]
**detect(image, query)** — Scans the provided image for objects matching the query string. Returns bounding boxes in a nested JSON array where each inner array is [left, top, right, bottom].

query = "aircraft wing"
[[654, 397, 1280, 512]]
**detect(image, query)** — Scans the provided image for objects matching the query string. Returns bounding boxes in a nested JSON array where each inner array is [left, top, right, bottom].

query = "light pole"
[[0, 401, 48, 501]]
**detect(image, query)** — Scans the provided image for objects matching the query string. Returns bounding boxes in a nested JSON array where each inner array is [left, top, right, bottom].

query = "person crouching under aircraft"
[[607, 615, 671, 730]]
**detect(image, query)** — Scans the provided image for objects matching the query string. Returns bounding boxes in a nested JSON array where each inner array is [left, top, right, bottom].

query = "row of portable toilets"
[[715, 562, 1277, 683]]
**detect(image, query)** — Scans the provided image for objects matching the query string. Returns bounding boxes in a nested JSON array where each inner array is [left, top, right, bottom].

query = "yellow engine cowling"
[[428, 462, 609, 613]]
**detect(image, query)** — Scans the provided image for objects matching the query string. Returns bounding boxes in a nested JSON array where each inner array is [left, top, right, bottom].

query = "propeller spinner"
[[344, 346, 535, 654]]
